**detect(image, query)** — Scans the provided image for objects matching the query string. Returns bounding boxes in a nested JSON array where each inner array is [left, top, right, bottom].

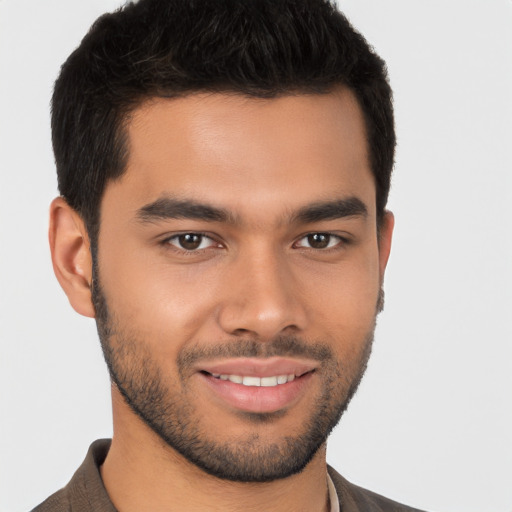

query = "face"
[[92, 90, 392, 482]]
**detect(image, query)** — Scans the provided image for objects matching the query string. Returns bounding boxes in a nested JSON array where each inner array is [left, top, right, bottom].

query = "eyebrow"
[[292, 197, 368, 224], [136, 197, 232, 223], [136, 195, 368, 225]]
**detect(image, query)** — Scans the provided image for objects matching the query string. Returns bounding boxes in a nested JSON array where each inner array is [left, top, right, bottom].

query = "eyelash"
[[162, 232, 221, 253], [294, 233, 348, 251], [161, 232, 349, 253]]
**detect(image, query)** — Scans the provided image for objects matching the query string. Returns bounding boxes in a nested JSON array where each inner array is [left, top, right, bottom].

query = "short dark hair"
[[52, 0, 395, 244]]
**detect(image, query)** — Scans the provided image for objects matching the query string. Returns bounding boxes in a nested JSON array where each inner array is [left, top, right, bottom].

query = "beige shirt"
[[328, 473, 341, 512]]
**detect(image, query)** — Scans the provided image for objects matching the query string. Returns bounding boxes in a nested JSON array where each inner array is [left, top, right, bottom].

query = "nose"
[[216, 247, 307, 340]]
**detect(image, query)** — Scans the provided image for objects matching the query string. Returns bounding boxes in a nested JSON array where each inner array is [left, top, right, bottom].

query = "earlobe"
[[378, 210, 394, 278], [49, 197, 95, 318]]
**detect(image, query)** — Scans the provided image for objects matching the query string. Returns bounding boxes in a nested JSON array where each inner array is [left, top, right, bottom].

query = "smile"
[[199, 366, 315, 414], [207, 373, 299, 387]]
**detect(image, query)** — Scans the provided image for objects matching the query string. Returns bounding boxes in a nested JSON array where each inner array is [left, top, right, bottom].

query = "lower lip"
[[199, 372, 314, 414]]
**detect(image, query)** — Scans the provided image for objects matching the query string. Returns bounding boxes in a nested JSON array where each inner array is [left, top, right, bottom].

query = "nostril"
[[231, 328, 253, 336]]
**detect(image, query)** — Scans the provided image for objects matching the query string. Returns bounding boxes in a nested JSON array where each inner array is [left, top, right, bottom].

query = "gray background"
[[1, 1, 511, 510]]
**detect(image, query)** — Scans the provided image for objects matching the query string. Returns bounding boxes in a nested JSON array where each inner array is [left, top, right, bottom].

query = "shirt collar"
[[327, 472, 340, 512]]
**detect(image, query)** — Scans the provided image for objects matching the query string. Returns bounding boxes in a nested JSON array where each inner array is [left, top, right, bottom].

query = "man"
[[33, 0, 424, 510]]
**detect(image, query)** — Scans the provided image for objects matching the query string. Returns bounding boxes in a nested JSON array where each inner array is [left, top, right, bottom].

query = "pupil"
[[308, 233, 330, 249], [179, 234, 201, 250]]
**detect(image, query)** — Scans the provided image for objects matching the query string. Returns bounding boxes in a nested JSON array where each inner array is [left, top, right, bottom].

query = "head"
[[50, 0, 395, 483]]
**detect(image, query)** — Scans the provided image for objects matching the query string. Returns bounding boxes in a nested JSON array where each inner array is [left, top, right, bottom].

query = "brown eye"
[[167, 233, 215, 251], [295, 233, 342, 250], [307, 233, 330, 249], [179, 234, 202, 250]]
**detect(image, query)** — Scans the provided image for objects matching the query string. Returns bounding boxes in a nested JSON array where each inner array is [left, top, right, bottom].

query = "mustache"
[[177, 335, 334, 369]]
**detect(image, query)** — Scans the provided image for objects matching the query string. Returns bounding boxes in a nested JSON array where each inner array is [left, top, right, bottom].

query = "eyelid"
[[293, 232, 348, 249], [161, 232, 222, 251], [158, 230, 350, 253]]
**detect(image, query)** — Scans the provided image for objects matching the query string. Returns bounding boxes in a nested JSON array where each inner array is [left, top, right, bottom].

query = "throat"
[[100, 424, 330, 512]]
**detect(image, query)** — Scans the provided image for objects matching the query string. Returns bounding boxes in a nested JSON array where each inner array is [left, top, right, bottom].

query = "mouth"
[[202, 370, 310, 387], [196, 358, 317, 414]]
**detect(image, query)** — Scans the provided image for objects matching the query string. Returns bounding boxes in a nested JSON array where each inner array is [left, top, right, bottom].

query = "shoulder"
[[31, 489, 71, 512], [30, 440, 114, 512], [328, 466, 427, 512]]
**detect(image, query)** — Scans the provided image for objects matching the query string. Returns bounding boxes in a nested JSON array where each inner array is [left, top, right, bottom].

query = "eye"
[[295, 233, 343, 250], [166, 233, 218, 251]]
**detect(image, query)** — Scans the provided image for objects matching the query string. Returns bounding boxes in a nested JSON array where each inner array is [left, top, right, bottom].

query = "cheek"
[[306, 249, 381, 306], [301, 256, 381, 349], [98, 245, 221, 346]]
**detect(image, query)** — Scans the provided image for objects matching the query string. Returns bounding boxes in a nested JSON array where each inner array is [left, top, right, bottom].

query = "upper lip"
[[197, 357, 318, 378]]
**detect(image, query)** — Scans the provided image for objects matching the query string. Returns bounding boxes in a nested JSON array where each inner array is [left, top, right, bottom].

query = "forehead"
[[104, 90, 375, 222]]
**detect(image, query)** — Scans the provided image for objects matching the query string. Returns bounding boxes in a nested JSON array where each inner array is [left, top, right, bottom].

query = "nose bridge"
[[217, 242, 306, 339]]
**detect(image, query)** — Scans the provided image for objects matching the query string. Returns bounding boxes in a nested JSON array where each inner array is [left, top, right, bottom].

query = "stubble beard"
[[92, 275, 379, 483]]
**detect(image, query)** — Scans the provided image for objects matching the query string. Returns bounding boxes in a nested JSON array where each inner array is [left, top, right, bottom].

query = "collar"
[[327, 472, 341, 512]]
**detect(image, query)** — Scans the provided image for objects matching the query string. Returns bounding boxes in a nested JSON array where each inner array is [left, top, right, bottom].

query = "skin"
[[50, 89, 394, 512]]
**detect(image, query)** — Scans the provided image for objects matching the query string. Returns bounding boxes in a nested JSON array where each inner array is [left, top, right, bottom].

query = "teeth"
[[210, 373, 297, 387], [242, 376, 261, 386], [261, 376, 277, 387]]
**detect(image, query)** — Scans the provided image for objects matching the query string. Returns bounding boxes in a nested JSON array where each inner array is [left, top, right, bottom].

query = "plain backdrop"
[[1, 1, 511, 511]]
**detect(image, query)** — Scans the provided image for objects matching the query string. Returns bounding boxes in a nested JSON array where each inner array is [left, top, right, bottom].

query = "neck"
[[101, 388, 332, 512]]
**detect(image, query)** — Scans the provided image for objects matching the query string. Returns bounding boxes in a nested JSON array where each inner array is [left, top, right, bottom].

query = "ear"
[[378, 210, 394, 278], [49, 197, 95, 318]]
